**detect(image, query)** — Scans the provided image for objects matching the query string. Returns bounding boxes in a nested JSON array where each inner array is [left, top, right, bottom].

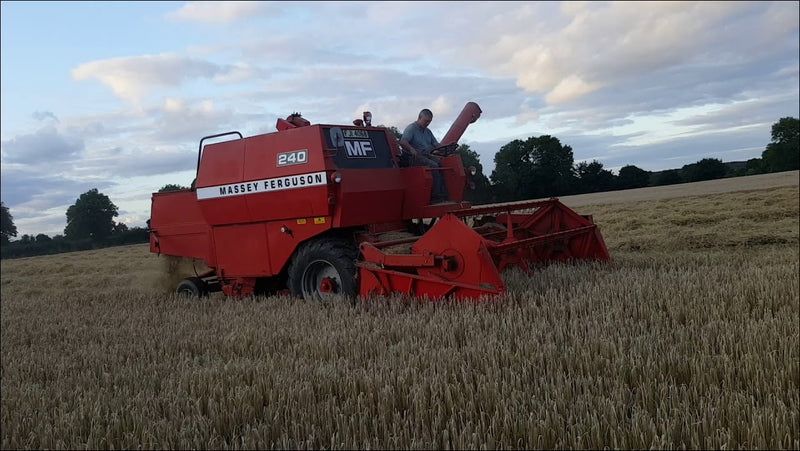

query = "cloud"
[[600, 126, 771, 172], [212, 62, 261, 84], [165, 1, 274, 24], [427, 1, 797, 112], [65, 146, 197, 180], [545, 75, 602, 104], [146, 97, 241, 143], [234, 64, 522, 134], [0, 166, 114, 214], [32, 111, 59, 122], [1, 125, 83, 164], [71, 54, 224, 104]]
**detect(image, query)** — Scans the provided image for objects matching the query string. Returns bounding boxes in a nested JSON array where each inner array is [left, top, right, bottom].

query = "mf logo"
[[344, 140, 376, 158]]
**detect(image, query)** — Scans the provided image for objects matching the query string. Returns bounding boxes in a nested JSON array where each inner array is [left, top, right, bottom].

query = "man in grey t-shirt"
[[399, 109, 449, 203]]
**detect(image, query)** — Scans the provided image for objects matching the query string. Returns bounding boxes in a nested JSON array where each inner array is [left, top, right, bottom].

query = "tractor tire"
[[287, 238, 359, 303], [176, 277, 208, 299]]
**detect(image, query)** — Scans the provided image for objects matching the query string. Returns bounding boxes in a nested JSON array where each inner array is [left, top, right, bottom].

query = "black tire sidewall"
[[176, 277, 207, 298], [288, 238, 358, 301]]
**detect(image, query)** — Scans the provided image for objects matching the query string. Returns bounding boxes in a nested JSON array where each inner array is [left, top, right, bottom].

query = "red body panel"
[[149, 189, 212, 264], [331, 168, 406, 227], [212, 223, 271, 277], [265, 220, 332, 277], [399, 155, 469, 219], [195, 128, 332, 226]]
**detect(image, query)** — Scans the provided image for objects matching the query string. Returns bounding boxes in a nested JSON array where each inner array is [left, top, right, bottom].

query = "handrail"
[[196, 131, 243, 180]]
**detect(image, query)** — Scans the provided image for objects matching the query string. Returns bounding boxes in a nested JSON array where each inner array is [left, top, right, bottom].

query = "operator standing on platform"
[[398, 108, 449, 203]]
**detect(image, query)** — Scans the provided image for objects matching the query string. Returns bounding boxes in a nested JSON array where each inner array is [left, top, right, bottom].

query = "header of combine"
[[149, 102, 610, 301]]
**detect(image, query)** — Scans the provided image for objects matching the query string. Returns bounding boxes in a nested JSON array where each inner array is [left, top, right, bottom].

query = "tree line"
[[2, 117, 797, 259], [457, 116, 798, 205], [0, 189, 151, 259]]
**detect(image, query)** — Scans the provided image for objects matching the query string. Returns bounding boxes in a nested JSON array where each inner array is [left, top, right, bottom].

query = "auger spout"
[[440, 102, 482, 146]]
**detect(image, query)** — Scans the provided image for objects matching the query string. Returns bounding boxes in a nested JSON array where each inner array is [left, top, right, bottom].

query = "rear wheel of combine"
[[288, 238, 358, 303], [176, 277, 208, 299]]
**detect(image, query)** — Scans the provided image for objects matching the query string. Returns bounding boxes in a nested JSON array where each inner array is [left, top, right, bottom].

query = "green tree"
[[64, 188, 119, 241], [491, 135, 575, 201], [1, 201, 18, 245], [456, 144, 492, 204], [616, 165, 651, 190], [382, 125, 402, 142], [112, 222, 129, 234], [682, 158, 727, 182], [490, 139, 536, 201], [762, 117, 799, 172], [574, 160, 614, 193], [35, 233, 52, 243], [158, 184, 189, 192], [530, 135, 575, 197], [652, 169, 683, 186], [744, 157, 764, 175]]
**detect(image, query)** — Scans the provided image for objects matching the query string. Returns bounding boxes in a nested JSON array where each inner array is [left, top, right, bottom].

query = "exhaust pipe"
[[440, 102, 482, 146]]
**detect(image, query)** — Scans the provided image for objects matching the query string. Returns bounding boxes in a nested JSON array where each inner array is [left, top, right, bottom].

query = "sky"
[[1, 1, 798, 238]]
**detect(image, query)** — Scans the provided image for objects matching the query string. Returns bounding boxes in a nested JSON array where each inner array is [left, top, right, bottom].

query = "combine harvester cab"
[[149, 102, 609, 301]]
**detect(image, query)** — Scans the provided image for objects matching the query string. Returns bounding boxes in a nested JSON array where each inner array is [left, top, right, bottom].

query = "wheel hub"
[[319, 276, 337, 293]]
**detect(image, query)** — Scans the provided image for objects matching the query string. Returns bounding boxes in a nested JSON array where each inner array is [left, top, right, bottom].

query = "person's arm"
[[399, 138, 418, 156], [400, 125, 419, 156], [429, 131, 441, 158]]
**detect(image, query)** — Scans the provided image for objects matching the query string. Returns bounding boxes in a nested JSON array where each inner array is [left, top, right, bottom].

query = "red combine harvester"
[[149, 102, 610, 301]]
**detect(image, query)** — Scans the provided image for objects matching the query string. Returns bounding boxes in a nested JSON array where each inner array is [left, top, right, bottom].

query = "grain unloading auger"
[[149, 102, 610, 302]]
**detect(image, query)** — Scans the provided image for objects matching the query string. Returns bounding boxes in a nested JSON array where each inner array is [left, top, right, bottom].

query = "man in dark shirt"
[[399, 109, 449, 203]]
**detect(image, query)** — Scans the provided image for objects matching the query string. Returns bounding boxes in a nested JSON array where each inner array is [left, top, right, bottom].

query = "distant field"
[[1, 171, 797, 450], [552, 169, 799, 207]]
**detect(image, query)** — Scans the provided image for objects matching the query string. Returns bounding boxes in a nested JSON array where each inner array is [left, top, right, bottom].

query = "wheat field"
[[1, 173, 798, 450]]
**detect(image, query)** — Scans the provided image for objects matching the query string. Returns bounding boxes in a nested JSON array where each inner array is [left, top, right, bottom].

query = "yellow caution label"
[[296, 218, 307, 225], [314, 217, 326, 224]]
